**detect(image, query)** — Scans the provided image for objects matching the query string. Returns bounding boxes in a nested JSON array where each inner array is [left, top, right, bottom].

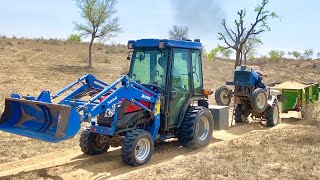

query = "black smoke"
[[171, 0, 224, 36]]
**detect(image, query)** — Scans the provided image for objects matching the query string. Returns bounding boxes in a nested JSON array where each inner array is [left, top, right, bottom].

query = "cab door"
[[168, 48, 192, 128]]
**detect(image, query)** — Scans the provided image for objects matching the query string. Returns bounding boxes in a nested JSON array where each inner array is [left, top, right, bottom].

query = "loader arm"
[[0, 74, 160, 142], [77, 76, 161, 140]]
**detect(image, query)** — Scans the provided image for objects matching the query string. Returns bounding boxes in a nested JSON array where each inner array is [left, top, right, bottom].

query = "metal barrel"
[[0, 98, 81, 143]]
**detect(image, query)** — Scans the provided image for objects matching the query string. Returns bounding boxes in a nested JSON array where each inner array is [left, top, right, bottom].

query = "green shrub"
[[268, 50, 285, 62], [67, 34, 81, 42]]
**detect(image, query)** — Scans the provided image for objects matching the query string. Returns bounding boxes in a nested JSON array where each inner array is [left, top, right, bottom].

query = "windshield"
[[129, 49, 168, 87]]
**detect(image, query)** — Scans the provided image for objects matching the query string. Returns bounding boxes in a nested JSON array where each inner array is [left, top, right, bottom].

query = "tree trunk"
[[235, 50, 241, 68], [244, 54, 247, 65], [88, 35, 95, 68]]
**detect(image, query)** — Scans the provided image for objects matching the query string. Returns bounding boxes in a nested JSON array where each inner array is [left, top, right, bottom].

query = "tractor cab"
[[127, 39, 207, 133]]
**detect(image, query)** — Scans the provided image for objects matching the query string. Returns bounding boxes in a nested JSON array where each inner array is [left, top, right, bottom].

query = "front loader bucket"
[[0, 98, 81, 143]]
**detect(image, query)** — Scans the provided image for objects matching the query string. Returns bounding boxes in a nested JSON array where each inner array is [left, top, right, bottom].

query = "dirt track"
[[0, 116, 294, 180]]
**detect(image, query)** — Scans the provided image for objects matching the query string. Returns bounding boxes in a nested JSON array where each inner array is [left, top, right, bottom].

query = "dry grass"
[[300, 104, 320, 127], [0, 38, 320, 179]]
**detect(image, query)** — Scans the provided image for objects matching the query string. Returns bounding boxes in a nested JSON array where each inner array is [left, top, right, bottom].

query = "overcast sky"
[[1, 0, 319, 57]]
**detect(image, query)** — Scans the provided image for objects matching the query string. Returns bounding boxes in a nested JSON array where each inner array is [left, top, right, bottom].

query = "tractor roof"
[[128, 39, 202, 50]]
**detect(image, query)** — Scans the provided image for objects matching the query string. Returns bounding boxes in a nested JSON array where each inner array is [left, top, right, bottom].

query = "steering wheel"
[[141, 84, 162, 93]]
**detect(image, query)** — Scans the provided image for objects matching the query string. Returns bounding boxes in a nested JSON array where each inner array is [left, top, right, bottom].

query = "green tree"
[[169, 25, 189, 40], [67, 34, 81, 42], [248, 54, 256, 63], [292, 51, 301, 60], [220, 49, 233, 59], [74, 0, 121, 68], [218, 0, 278, 68], [268, 50, 285, 62], [303, 49, 314, 60], [242, 37, 262, 65], [208, 46, 224, 60]]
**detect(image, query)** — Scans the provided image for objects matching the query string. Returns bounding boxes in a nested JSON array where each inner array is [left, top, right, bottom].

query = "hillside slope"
[[0, 38, 320, 179]]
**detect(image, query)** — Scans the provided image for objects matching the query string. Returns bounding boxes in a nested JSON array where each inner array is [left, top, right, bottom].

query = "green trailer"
[[270, 81, 319, 113]]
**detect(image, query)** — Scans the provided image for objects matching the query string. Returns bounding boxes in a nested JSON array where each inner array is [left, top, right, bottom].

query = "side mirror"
[[127, 51, 133, 61]]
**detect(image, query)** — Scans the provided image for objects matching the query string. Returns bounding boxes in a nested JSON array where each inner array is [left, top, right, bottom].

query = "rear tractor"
[[0, 39, 215, 166], [215, 66, 281, 126]]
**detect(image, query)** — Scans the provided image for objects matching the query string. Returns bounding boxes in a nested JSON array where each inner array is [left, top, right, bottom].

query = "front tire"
[[121, 129, 154, 166], [235, 104, 249, 123], [80, 129, 110, 155], [179, 107, 214, 149], [264, 103, 281, 126]]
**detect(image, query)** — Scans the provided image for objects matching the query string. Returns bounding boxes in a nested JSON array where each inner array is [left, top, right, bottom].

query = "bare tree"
[[242, 37, 262, 65], [288, 51, 292, 59], [317, 52, 320, 59], [169, 25, 189, 40], [218, 0, 278, 68], [74, 0, 121, 68]]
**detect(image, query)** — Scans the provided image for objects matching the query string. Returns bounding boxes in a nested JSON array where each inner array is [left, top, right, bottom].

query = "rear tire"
[[252, 88, 268, 113], [179, 106, 214, 149], [215, 86, 231, 106], [235, 104, 248, 123], [80, 129, 110, 155], [121, 129, 154, 166], [265, 103, 281, 126]]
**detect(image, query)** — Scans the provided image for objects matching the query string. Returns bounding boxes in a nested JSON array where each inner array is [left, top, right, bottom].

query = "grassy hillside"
[[0, 37, 319, 166]]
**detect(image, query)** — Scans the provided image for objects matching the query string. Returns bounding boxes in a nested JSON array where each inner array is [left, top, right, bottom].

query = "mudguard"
[[267, 89, 281, 107]]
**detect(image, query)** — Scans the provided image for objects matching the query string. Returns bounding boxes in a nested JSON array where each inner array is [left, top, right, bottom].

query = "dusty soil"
[[0, 118, 301, 180], [0, 38, 320, 179], [116, 122, 320, 180]]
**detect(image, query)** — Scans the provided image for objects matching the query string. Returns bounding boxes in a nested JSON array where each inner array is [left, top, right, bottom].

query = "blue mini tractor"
[[0, 39, 214, 166], [215, 66, 280, 126]]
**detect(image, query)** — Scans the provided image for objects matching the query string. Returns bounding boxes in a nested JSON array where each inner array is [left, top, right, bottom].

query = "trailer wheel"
[[121, 129, 154, 166], [252, 88, 268, 113], [264, 103, 281, 126], [80, 129, 110, 155], [215, 86, 231, 106], [179, 106, 214, 149], [235, 104, 249, 123]]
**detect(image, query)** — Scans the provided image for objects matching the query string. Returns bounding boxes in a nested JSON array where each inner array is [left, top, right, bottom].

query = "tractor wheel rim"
[[135, 138, 150, 162], [220, 89, 230, 105], [196, 117, 210, 141], [256, 93, 266, 109], [273, 106, 279, 124]]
